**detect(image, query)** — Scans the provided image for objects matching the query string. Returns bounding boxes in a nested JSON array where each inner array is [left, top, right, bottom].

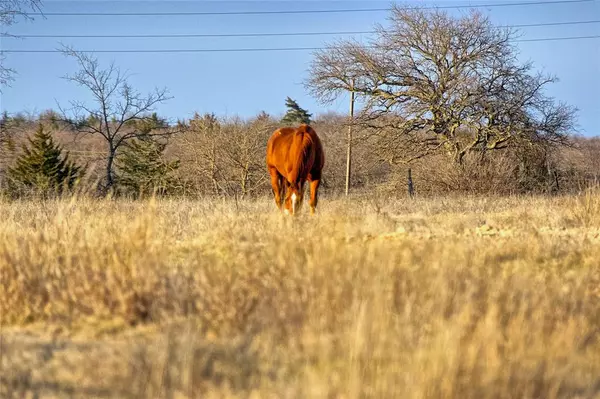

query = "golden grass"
[[1, 192, 600, 398]]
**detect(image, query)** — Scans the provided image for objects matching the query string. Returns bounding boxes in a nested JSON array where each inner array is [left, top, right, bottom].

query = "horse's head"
[[284, 182, 305, 216]]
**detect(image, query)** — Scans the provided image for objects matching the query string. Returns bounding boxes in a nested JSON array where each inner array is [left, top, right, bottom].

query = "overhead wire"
[[24, 0, 593, 16], [10, 20, 600, 38], [4, 35, 600, 53]]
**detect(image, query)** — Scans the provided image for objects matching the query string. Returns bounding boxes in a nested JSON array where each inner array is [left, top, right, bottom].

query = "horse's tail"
[[291, 125, 316, 182]]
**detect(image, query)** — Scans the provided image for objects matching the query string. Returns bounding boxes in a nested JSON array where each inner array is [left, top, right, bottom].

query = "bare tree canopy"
[[1, 0, 43, 87], [306, 6, 577, 164], [0, 0, 41, 28], [59, 46, 173, 193]]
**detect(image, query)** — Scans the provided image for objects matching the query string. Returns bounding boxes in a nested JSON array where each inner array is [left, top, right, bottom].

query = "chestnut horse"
[[266, 124, 324, 216]]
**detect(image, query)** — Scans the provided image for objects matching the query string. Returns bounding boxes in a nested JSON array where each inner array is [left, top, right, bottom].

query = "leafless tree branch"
[[58, 45, 174, 193], [0, 0, 43, 88], [305, 6, 577, 167]]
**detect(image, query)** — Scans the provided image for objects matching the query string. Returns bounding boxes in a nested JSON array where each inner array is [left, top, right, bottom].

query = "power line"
[[8, 30, 375, 39], [517, 20, 600, 28], [25, 0, 593, 16], [515, 34, 600, 42], [3, 35, 599, 53], [10, 20, 600, 39], [8, 47, 332, 54]]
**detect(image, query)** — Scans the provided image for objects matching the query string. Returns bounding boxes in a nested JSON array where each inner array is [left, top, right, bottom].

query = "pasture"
[[2, 192, 600, 398]]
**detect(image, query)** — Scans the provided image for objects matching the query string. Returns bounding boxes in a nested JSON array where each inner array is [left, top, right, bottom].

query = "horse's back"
[[266, 127, 296, 168], [266, 124, 323, 178], [267, 127, 296, 150]]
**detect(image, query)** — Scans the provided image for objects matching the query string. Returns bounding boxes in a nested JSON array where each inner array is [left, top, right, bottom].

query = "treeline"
[[1, 108, 599, 200]]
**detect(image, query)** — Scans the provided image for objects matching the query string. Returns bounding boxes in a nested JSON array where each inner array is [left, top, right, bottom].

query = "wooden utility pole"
[[345, 79, 355, 196]]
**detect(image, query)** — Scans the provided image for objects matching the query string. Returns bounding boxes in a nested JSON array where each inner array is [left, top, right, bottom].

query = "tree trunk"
[[105, 145, 116, 193], [240, 163, 249, 198], [455, 147, 466, 165], [210, 142, 219, 195]]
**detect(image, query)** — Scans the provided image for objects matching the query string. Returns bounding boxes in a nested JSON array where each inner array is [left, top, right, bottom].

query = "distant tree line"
[[1, 105, 598, 200]]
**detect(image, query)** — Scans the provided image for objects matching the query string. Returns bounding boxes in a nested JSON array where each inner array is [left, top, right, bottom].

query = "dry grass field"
[[2, 190, 600, 398]]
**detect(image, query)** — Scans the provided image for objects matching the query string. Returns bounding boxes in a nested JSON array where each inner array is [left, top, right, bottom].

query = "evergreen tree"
[[281, 97, 312, 125], [6, 124, 83, 197], [126, 112, 168, 134], [116, 136, 180, 198]]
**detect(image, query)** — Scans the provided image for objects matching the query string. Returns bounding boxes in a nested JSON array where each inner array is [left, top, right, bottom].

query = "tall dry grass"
[[1, 193, 600, 398]]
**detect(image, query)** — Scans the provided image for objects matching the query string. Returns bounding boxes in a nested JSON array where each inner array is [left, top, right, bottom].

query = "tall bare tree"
[[1, 0, 43, 87], [59, 46, 173, 193], [306, 6, 576, 165], [183, 113, 224, 195], [220, 116, 272, 198]]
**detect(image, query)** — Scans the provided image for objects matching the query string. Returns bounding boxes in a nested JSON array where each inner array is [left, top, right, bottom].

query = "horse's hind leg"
[[269, 167, 284, 210], [309, 178, 321, 215]]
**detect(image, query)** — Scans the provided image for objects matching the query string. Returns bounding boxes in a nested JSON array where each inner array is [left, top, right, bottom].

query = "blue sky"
[[2, 0, 599, 136]]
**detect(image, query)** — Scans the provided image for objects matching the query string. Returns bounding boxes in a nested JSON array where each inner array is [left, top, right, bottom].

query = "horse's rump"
[[266, 124, 322, 184]]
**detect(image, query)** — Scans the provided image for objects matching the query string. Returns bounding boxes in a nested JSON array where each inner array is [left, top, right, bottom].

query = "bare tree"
[[306, 6, 577, 165], [219, 116, 272, 198], [59, 46, 173, 193], [0, 0, 41, 27], [182, 113, 225, 196], [172, 113, 275, 198], [1, 0, 43, 87]]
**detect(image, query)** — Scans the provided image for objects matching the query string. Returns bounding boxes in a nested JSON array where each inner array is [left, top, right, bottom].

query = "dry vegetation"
[[4, 114, 600, 200], [2, 190, 600, 398]]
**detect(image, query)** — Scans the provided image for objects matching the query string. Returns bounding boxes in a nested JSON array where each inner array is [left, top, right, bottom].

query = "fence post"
[[408, 168, 414, 198]]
